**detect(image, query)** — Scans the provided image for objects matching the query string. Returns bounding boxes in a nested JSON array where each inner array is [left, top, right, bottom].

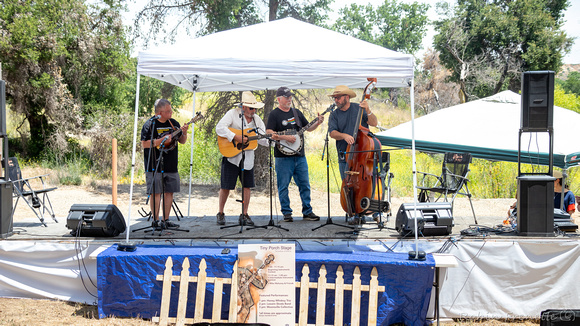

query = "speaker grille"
[[521, 71, 554, 132]]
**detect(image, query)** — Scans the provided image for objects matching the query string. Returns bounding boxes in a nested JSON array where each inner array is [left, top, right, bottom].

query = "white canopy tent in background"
[[129, 17, 415, 241], [375, 90, 580, 169]]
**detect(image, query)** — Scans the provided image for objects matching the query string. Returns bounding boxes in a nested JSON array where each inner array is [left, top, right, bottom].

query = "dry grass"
[[0, 298, 153, 325], [0, 297, 541, 325]]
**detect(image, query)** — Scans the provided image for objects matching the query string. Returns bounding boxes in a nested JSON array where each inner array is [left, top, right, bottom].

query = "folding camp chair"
[[417, 152, 477, 224], [7, 157, 58, 226]]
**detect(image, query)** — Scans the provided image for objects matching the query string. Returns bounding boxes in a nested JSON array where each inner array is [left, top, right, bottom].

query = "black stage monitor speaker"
[[521, 71, 554, 132], [66, 204, 126, 237], [395, 202, 453, 236], [0, 180, 13, 239], [540, 309, 580, 326], [517, 175, 555, 236]]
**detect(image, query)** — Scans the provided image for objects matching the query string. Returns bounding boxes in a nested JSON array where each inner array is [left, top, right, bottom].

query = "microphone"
[[160, 135, 169, 147], [150, 115, 161, 121], [247, 128, 258, 133]]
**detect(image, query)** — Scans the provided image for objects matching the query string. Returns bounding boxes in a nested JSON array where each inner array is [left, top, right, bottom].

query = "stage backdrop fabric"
[[97, 245, 435, 326], [375, 91, 580, 169]]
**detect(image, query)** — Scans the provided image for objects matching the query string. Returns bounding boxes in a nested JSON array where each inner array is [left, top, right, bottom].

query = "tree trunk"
[[26, 109, 50, 158], [253, 90, 277, 189]]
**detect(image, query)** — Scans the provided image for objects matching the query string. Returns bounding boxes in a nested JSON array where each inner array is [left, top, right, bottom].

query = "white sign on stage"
[[237, 243, 295, 325]]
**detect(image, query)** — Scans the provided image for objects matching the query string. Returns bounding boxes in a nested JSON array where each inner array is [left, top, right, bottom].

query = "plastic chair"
[[417, 152, 477, 224], [7, 157, 58, 226]]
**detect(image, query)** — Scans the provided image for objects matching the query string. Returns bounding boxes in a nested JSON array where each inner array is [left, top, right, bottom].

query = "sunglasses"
[[333, 95, 345, 100]]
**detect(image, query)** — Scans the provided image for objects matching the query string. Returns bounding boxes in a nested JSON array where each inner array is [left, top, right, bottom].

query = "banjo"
[[277, 104, 335, 155]]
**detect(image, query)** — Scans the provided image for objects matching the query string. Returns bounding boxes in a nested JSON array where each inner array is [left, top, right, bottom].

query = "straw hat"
[[327, 85, 356, 99], [553, 170, 563, 179], [237, 91, 265, 109]]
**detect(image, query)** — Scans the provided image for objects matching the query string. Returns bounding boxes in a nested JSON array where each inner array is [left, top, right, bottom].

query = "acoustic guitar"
[[218, 128, 296, 158], [157, 112, 204, 150]]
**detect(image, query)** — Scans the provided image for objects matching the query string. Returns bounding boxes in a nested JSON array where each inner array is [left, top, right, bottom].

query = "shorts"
[[220, 157, 255, 189], [146, 172, 181, 194]]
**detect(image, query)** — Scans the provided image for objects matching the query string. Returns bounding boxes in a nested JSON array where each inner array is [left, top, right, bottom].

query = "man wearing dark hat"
[[266, 86, 323, 222], [328, 85, 378, 180], [215, 91, 269, 226]]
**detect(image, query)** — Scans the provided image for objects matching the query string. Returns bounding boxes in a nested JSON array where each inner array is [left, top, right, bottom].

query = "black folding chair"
[[7, 157, 58, 226], [417, 152, 477, 224]]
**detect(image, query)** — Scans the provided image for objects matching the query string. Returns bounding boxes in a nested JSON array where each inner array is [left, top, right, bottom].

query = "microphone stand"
[[132, 117, 161, 234], [221, 109, 249, 233], [247, 130, 288, 232], [312, 127, 354, 232]]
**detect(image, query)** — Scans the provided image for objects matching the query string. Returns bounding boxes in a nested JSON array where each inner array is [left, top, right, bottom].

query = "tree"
[[132, 0, 331, 46], [414, 49, 461, 115], [333, 1, 429, 55], [132, 0, 332, 186], [332, 1, 429, 107], [559, 71, 580, 96], [433, 0, 573, 101], [0, 0, 132, 158]]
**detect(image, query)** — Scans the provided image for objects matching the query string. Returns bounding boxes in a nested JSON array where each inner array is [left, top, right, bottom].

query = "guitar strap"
[[290, 107, 303, 129], [168, 119, 177, 131]]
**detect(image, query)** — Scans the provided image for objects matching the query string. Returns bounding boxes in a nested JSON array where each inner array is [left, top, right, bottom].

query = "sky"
[[124, 0, 580, 64]]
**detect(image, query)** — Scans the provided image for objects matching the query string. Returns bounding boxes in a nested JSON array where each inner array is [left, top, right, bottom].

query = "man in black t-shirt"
[[140, 99, 189, 228], [266, 86, 324, 222]]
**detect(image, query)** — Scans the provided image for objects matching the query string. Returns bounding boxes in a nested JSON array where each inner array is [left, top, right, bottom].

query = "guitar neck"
[[297, 107, 332, 135], [247, 129, 295, 141]]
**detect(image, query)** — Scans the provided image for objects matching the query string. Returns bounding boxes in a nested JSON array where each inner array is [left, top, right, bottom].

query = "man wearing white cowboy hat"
[[328, 85, 378, 180], [215, 91, 269, 226]]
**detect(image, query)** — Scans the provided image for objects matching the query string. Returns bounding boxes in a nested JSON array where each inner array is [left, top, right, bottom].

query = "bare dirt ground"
[[2, 182, 563, 325]]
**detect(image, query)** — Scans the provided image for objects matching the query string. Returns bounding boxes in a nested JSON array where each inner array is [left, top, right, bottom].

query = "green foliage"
[[434, 0, 573, 99], [333, 1, 429, 54], [554, 84, 580, 113], [177, 131, 222, 185], [559, 71, 580, 96], [0, 0, 132, 158], [306, 148, 580, 200]]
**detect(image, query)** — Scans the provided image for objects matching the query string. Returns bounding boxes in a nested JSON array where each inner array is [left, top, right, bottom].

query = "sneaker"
[[283, 214, 293, 222], [152, 220, 161, 228], [303, 212, 320, 221], [163, 220, 179, 228], [216, 212, 226, 225], [347, 217, 361, 225], [239, 213, 254, 226]]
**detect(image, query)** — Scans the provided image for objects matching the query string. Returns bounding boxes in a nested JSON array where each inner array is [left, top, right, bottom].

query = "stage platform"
[[1, 194, 580, 324]]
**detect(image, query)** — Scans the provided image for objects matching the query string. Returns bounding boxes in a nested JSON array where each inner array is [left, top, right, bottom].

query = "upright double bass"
[[339, 79, 389, 218]]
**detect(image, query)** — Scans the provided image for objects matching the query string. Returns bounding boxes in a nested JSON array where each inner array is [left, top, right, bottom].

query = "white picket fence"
[[152, 257, 385, 326]]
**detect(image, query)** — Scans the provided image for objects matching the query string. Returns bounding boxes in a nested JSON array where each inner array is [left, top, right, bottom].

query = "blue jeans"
[[339, 161, 347, 181], [275, 156, 312, 216]]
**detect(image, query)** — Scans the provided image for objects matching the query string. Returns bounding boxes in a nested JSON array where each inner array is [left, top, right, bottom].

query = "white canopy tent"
[[127, 17, 416, 242], [375, 90, 580, 169]]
